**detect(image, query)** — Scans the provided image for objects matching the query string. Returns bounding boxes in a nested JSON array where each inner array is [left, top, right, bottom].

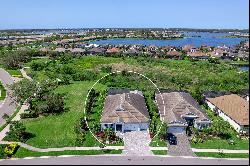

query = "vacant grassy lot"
[[22, 81, 107, 148]]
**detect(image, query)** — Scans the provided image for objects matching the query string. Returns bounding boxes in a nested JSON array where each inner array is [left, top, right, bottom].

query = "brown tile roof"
[[100, 91, 150, 123], [106, 47, 120, 53], [187, 51, 207, 57], [207, 94, 249, 126], [155, 92, 210, 126], [70, 48, 85, 53], [39, 47, 49, 52], [167, 50, 181, 56]]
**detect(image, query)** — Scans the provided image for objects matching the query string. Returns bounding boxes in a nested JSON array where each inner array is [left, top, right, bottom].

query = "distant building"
[[54, 47, 66, 53], [106, 47, 121, 54], [167, 50, 182, 59], [87, 47, 106, 55], [187, 51, 209, 60]]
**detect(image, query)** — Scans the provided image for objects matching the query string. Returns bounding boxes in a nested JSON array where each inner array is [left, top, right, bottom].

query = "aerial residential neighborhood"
[[0, 0, 249, 165]]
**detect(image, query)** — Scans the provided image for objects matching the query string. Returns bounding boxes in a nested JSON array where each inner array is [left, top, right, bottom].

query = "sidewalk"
[[0, 140, 248, 154]]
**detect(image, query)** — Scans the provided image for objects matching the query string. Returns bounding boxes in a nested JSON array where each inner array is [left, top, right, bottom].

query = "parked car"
[[167, 133, 177, 145]]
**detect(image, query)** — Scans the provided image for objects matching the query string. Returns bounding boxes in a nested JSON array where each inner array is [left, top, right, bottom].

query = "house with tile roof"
[[206, 94, 249, 134], [155, 91, 211, 134], [100, 89, 150, 132]]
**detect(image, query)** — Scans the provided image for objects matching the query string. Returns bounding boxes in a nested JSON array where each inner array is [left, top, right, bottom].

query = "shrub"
[[4, 143, 19, 157], [30, 61, 47, 71], [20, 112, 38, 119], [100, 66, 112, 73], [31, 93, 65, 115], [0, 145, 6, 159], [4, 121, 32, 142]]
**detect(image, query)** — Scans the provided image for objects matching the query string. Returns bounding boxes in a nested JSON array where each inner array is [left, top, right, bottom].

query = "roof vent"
[[116, 106, 125, 112]]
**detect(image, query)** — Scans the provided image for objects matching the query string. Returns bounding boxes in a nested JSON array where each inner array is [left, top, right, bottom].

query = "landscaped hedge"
[[4, 143, 19, 157]]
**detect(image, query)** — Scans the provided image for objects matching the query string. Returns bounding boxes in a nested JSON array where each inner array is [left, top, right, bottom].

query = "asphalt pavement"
[[0, 155, 248, 165], [0, 68, 17, 126]]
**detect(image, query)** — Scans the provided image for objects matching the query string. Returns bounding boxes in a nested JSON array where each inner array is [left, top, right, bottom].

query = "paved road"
[[0, 68, 17, 126], [0, 155, 248, 165]]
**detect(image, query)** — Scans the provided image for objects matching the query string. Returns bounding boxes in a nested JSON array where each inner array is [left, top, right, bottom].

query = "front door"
[[116, 124, 123, 132]]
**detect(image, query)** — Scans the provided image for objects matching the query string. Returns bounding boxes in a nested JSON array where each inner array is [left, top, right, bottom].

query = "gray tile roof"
[[155, 92, 210, 126], [101, 90, 150, 123]]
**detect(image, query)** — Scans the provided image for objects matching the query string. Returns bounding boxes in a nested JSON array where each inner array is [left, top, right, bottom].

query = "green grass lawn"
[[0, 82, 6, 100], [152, 150, 167, 155], [195, 152, 249, 158], [150, 136, 167, 147], [191, 107, 249, 150], [6, 69, 22, 77], [13, 147, 122, 158], [21, 81, 107, 148], [191, 138, 249, 150]]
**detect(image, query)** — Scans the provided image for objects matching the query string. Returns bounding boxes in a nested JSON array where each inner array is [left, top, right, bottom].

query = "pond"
[[239, 66, 249, 71]]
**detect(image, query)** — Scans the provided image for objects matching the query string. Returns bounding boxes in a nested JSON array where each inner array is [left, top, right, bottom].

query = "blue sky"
[[0, 0, 249, 29]]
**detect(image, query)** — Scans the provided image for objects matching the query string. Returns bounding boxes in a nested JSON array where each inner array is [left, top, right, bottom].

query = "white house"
[[100, 90, 150, 133], [156, 91, 211, 134], [206, 94, 249, 134]]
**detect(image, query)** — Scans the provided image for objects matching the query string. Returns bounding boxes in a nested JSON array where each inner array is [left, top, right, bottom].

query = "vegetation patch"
[[195, 152, 249, 158], [191, 106, 249, 150], [0, 81, 6, 100], [19, 81, 106, 148], [152, 150, 167, 155], [14, 148, 122, 158]]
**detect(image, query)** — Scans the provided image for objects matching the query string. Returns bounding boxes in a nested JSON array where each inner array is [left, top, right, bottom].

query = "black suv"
[[167, 133, 177, 145]]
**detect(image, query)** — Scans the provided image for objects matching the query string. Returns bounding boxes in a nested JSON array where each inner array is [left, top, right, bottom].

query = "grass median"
[[195, 152, 249, 158], [13, 147, 122, 158]]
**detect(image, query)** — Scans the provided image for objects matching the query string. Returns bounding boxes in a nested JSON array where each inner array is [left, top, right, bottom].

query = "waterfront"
[[90, 32, 248, 47]]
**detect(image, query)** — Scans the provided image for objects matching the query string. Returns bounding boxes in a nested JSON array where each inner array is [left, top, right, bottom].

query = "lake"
[[239, 66, 249, 71], [89, 32, 248, 47]]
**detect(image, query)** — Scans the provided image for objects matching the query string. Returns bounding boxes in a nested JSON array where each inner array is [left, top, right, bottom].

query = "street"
[[0, 68, 17, 126], [0, 155, 248, 165]]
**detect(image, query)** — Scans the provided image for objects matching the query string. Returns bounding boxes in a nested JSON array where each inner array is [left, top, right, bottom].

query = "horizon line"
[[0, 27, 249, 31]]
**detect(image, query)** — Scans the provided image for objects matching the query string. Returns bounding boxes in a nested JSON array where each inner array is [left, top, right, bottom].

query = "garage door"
[[124, 123, 140, 131], [168, 127, 185, 134]]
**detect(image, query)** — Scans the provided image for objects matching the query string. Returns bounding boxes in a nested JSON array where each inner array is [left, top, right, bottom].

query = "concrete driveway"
[[118, 131, 153, 156]]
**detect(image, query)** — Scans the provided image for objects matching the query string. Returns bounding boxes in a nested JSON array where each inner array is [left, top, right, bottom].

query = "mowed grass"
[[21, 81, 107, 148], [195, 152, 249, 158], [152, 150, 167, 155], [191, 138, 249, 150], [14, 147, 122, 158], [6, 69, 22, 77]]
